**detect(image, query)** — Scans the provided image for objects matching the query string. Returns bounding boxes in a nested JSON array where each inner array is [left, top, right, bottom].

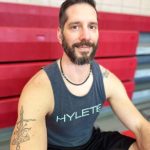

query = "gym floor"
[[95, 99, 150, 131], [1, 99, 150, 150]]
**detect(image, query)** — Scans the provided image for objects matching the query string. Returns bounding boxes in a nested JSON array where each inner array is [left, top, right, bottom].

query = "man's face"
[[59, 3, 99, 65]]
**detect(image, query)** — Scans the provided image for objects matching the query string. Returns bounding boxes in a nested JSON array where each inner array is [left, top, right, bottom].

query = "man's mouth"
[[77, 46, 91, 53], [79, 45, 90, 48]]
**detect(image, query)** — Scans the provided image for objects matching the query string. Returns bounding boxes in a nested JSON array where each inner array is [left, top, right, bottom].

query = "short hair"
[[59, 0, 97, 29]]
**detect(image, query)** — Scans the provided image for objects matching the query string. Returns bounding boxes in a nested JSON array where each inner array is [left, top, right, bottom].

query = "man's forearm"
[[136, 120, 150, 150]]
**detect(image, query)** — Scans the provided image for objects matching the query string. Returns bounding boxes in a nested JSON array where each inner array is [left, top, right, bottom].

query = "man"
[[10, 0, 150, 150]]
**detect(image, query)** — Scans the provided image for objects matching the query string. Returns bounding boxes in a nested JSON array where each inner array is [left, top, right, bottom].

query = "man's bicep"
[[11, 105, 36, 147], [10, 71, 51, 150], [10, 105, 47, 150]]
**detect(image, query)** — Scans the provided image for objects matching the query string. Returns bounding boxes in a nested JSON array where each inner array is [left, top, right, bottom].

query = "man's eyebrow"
[[68, 21, 98, 26], [68, 22, 80, 26], [89, 22, 98, 25]]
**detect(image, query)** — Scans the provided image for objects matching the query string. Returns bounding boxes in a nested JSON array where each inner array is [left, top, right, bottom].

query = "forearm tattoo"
[[11, 106, 36, 150], [102, 69, 109, 78]]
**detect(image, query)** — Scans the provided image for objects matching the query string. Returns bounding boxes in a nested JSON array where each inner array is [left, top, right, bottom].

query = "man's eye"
[[71, 25, 79, 30], [89, 25, 97, 30]]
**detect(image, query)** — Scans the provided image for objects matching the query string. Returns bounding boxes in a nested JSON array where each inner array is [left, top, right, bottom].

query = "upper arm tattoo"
[[11, 106, 36, 150], [102, 69, 109, 78]]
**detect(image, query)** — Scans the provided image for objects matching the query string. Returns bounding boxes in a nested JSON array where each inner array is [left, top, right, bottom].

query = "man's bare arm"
[[101, 66, 150, 150], [11, 106, 36, 150], [10, 70, 53, 150]]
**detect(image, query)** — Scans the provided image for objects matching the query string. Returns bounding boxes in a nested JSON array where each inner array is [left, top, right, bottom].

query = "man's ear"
[[57, 27, 62, 44]]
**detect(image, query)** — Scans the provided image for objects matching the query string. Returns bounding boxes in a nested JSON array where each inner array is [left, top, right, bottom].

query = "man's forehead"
[[65, 3, 97, 21]]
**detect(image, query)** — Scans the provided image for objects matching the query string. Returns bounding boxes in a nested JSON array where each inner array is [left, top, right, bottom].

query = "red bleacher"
[[97, 57, 137, 82], [97, 30, 138, 57], [104, 81, 135, 106], [0, 62, 49, 98], [0, 57, 136, 98], [98, 12, 150, 32], [0, 28, 138, 62], [0, 28, 62, 62], [1, 2, 150, 129], [0, 3, 150, 31], [0, 3, 56, 28], [0, 98, 18, 128], [122, 130, 135, 138]]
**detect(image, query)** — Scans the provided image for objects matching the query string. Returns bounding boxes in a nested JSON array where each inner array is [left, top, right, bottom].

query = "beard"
[[61, 34, 98, 65]]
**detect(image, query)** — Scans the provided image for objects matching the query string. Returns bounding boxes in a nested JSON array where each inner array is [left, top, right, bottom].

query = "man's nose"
[[79, 28, 90, 41]]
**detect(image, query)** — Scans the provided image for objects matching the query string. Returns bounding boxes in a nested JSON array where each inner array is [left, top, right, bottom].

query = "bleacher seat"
[[0, 98, 18, 128], [1, 2, 149, 130]]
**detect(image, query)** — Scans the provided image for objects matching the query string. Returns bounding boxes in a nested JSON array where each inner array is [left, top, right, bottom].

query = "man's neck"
[[59, 54, 91, 84]]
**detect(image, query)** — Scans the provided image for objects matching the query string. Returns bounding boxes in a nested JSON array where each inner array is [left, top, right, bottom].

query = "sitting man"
[[10, 0, 150, 149]]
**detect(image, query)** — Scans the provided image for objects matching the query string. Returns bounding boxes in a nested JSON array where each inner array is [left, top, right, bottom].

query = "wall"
[[0, 0, 150, 16]]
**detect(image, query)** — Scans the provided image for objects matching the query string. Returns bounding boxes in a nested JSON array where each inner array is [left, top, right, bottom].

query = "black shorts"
[[48, 128, 135, 150]]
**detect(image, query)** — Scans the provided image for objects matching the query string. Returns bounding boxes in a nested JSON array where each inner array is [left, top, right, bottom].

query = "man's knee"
[[129, 142, 139, 150]]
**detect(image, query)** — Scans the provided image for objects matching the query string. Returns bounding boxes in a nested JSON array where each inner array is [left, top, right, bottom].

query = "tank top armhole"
[[92, 60, 107, 104], [41, 62, 58, 116]]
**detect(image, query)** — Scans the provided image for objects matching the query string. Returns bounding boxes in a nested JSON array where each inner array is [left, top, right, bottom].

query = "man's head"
[[57, 0, 99, 65], [59, 0, 97, 29]]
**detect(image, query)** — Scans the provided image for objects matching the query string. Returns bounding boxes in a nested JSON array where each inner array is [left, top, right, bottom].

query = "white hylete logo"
[[56, 104, 102, 123]]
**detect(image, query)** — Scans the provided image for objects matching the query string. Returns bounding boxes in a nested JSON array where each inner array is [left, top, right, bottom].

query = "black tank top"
[[43, 60, 106, 147]]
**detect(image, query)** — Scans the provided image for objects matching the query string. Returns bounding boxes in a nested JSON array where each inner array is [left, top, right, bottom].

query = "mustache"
[[72, 41, 95, 48]]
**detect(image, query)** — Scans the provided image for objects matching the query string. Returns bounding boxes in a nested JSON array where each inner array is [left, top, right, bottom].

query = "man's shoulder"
[[26, 69, 50, 89], [19, 69, 53, 115], [96, 64, 110, 79], [21, 69, 53, 102]]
